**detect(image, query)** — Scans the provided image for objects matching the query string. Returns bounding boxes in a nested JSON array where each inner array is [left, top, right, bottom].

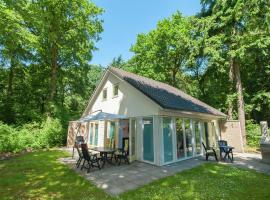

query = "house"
[[67, 67, 227, 166]]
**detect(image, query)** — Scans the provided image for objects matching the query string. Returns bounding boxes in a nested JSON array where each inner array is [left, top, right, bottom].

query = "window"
[[185, 119, 193, 157], [176, 118, 185, 159], [89, 123, 94, 145], [94, 123, 98, 145], [113, 84, 119, 97], [102, 88, 107, 100]]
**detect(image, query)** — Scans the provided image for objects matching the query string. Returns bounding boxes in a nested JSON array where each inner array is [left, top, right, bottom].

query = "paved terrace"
[[59, 149, 270, 195]]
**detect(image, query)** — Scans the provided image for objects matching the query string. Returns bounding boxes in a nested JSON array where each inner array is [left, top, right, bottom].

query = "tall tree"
[[0, 0, 37, 122], [201, 0, 270, 144], [29, 0, 103, 110], [129, 12, 193, 88]]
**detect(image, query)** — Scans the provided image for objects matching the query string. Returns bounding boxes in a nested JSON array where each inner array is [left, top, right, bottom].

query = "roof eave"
[[159, 108, 227, 120]]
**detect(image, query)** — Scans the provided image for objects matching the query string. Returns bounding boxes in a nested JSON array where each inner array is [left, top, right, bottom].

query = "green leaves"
[[129, 12, 193, 88]]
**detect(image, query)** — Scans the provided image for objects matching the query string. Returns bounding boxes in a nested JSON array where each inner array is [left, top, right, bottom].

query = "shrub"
[[0, 117, 65, 153], [246, 120, 261, 147]]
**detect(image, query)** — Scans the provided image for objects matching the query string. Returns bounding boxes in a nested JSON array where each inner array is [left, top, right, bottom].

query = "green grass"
[[1, 150, 270, 200]]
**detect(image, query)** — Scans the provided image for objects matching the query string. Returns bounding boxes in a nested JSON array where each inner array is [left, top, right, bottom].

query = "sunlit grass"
[[0, 150, 111, 200], [1, 150, 269, 200], [119, 163, 270, 200]]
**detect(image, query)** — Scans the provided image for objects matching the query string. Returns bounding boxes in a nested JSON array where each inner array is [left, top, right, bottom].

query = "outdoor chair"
[[114, 138, 129, 165], [202, 142, 218, 161], [72, 136, 85, 158], [218, 140, 234, 162], [75, 145, 83, 168], [218, 140, 228, 159], [80, 143, 101, 173]]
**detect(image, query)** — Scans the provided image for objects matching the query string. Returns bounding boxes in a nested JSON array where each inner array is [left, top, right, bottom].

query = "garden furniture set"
[[202, 140, 234, 162], [74, 136, 129, 173]]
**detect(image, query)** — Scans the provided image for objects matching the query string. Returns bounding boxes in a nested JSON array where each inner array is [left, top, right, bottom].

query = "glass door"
[[185, 119, 193, 157], [194, 121, 201, 155], [143, 118, 154, 163], [163, 118, 173, 163], [176, 118, 185, 159]]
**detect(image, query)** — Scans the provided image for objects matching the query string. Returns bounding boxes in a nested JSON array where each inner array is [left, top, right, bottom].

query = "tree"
[[201, 0, 270, 144], [129, 12, 193, 88], [110, 55, 126, 68], [29, 0, 103, 109], [0, 0, 37, 123], [0, 0, 104, 124]]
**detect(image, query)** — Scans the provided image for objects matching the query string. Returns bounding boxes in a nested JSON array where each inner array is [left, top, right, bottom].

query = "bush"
[[246, 120, 261, 147], [0, 117, 65, 153]]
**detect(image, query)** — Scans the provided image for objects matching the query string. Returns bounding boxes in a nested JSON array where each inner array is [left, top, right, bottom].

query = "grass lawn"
[[1, 150, 270, 200]]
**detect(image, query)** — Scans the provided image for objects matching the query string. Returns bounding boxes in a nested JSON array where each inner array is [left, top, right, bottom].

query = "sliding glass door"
[[194, 121, 202, 155], [176, 118, 185, 159], [174, 118, 203, 162], [185, 120, 193, 157], [143, 118, 154, 163]]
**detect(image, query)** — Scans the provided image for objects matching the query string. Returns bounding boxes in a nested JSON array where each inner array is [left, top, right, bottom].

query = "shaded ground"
[[1, 150, 270, 200]]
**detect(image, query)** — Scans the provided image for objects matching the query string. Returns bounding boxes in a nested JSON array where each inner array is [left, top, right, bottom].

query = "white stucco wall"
[[87, 72, 161, 117]]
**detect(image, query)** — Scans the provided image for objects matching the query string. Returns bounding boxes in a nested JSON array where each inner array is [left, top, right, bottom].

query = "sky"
[[91, 0, 201, 67]]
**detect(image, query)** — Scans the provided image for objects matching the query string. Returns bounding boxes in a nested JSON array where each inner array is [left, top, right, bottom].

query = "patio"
[[59, 148, 270, 195], [59, 149, 204, 195]]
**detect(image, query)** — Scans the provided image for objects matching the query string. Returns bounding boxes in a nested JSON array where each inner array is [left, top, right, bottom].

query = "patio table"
[[91, 147, 115, 167], [219, 145, 234, 162]]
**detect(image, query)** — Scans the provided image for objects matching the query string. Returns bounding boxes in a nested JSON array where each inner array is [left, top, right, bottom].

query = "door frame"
[[129, 118, 137, 162]]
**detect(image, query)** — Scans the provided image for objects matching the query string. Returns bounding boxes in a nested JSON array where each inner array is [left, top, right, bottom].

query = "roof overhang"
[[159, 109, 227, 121], [78, 111, 127, 123]]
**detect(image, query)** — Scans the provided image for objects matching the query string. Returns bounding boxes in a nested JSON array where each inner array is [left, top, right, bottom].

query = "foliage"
[[245, 120, 262, 147], [0, 0, 103, 124], [0, 118, 64, 153], [1, 151, 270, 199], [128, 0, 270, 144]]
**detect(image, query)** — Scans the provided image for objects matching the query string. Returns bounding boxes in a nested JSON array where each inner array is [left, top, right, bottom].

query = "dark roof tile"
[[109, 67, 226, 117]]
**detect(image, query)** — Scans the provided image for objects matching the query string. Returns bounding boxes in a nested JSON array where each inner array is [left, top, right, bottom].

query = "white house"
[[67, 67, 227, 166]]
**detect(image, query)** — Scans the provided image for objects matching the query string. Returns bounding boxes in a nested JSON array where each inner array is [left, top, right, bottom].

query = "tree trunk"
[[49, 42, 58, 102], [171, 68, 177, 87], [5, 58, 15, 123], [227, 57, 234, 120], [7, 60, 14, 103], [234, 61, 246, 145]]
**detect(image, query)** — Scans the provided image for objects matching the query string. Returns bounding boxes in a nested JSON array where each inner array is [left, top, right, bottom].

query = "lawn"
[[1, 150, 270, 200]]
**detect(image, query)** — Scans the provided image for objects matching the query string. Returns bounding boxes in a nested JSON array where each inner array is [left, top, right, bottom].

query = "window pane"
[[103, 89, 107, 100], [163, 118, 173, 163], [113, 85, 119, 96], [94, 124, 98, 145], [176, 118, 185, 159], [185, 119, 192, 157], [89, 123, 93, 145], [194, 121, 201, 155], [143, 118, 154, 162]]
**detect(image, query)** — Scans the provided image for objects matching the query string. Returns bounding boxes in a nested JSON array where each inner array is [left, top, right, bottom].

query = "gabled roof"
[[109, 67, 226, 117]]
